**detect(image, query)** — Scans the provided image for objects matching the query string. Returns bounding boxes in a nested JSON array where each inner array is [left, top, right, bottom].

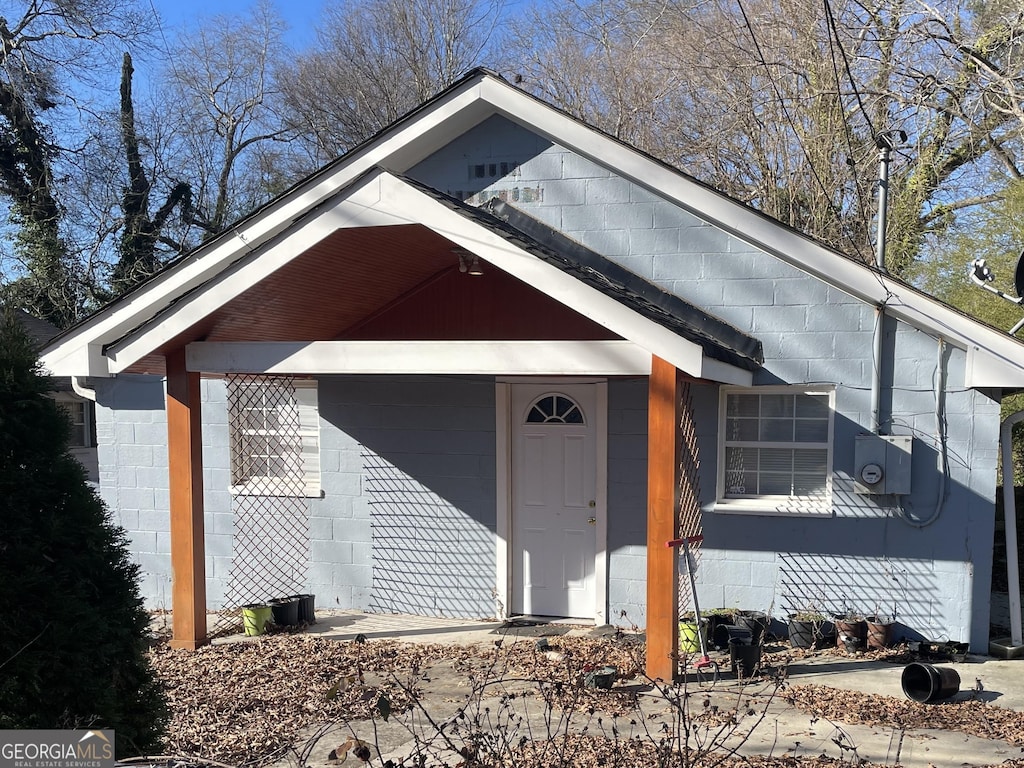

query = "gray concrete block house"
[[39, 69, 1024, 676]]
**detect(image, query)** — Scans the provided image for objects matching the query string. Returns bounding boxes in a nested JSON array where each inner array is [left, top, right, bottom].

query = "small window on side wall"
[[53, 393, 92, 448], [228, 376, 321, 498], [716, 386, 834, 516]]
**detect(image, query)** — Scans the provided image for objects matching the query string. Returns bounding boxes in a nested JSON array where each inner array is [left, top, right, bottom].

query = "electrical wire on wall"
[[897, 337, 949, 528]]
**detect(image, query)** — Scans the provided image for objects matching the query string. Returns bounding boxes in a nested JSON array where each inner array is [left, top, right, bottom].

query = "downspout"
[[1001, 411, 1024, 647], [71, 375, 96, 402]]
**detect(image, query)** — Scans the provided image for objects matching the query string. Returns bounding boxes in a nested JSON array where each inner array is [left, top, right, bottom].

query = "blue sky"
[[148, 0, 325, 48]]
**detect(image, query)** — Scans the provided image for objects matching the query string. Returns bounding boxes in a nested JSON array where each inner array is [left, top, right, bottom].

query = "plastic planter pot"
[[270, 596, 300, 627], [735, 611, 769, 645], [585, 665, 618, 689], [787, 615, 835, 649], [901, 662, 960, 702], [288, 593, 316, 624], [679, 620, 707, 654], [729, 638, 761, 678], [713, 623, 753, 651], [833, 617, 866, 648], [866, 616, 894, 650], [242, 604, 273, 636], [702, 612, 736, 644]]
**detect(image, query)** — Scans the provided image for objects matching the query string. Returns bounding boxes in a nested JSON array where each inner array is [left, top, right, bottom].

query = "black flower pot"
[[787, 615, 835, 649], [287, 593, 316, 624], [270, 596, 300, 627], [735, 611, 769, 645]]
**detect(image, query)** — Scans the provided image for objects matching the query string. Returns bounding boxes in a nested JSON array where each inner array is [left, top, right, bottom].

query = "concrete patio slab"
[[187, 610, 1024, 767]]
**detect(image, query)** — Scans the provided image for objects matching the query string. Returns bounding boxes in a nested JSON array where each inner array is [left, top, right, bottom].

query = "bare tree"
[[282, 0, 505, 161], [504, 0, 1024, 275], [108, 52, 190, 296], [0, 0, 150, 326], [503, 1, 683, 162], [160, 0, 297, 237]]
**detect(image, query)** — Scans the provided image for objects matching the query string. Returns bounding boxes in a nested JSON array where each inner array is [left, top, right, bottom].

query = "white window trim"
[[229, 378, 322, 498], [52, 392, 92, 449], [715, 385, 835, 517]]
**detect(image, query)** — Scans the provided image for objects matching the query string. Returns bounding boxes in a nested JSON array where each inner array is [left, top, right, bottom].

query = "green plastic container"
[[242, 603, 273, 636], [679, 620, 707, 654]]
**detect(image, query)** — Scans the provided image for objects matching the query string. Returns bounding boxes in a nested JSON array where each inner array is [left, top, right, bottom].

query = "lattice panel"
[[677, 379, 703, 616], [213, 375, 312, 635]]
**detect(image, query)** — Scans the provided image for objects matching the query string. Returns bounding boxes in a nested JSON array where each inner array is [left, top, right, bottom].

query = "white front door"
[[511, 383, 598, 618]]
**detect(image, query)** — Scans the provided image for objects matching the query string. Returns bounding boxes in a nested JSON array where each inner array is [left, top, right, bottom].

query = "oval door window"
[[525, 394, 585, 424]]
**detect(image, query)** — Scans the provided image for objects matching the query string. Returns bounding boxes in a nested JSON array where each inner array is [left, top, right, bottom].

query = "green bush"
[[0, 307, 167, 755]]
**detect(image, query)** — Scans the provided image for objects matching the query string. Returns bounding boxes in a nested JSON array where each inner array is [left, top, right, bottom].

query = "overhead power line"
[[736, 0, 869, 262]]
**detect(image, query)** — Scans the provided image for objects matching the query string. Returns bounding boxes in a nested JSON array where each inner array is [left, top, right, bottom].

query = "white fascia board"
[[966, 345, 1024, 388], [39, 81, 498, 378], [187, 340, 654, 375], [479, 78, 1024, 387], [104, 178, 406, 373], [373, 172, 751, 383], [699, 357, 753, 387]]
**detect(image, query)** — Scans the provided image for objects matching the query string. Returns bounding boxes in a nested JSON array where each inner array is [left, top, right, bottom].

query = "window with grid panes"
[[717, 387, 834, 515], [228, 377, 321, 497]]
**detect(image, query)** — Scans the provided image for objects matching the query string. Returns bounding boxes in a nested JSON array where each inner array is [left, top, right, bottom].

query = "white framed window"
[[716, 386, 834, 516], [53, 393, 92, 448], [228, 377, 321, 498]]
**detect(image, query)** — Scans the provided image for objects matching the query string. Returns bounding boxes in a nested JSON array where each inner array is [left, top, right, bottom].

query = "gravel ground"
[[146, 633, 1024, 768]]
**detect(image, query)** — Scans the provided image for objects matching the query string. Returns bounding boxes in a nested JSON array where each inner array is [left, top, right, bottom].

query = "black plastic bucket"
[[901, 662, 960, 703], [734, 611, 769, 644], [287, 593, 316, 624], [713, 623, 753, 650], [729, 638, 760, 678], [270, 597, 300, 626]]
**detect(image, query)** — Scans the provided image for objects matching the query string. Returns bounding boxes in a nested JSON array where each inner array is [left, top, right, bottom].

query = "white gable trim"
[[102, 175, 405, 371], [186, 340, 655, 376], [966, 345, 1024, 388], [39, 83, 498, 378], [370, 173, 750, 383]]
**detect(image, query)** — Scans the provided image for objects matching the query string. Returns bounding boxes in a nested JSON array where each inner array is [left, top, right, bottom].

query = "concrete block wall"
[[201, 378, 234, 609], [315, 375, 497, 618], [94, 374, 173, 609], [94, 375, 247, 610], [308, 378, 373, 611], [606, 378, 650, 627], [411, 117, 1002, 647], [88, 116, 1002, 646], [95, 372, 500, 619]]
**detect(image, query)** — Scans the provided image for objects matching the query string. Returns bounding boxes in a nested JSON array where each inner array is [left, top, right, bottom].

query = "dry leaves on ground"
[[150, 636, 470, 764], [148, 634, 1024, 768], [784, 683, 1024, 745], [148, 634, 650, 765]]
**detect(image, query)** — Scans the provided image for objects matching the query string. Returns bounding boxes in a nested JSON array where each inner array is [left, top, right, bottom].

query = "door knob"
[[587, 517, 596, 525]]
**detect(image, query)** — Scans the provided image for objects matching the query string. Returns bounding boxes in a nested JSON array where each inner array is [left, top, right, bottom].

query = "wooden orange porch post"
[[166, 347, 208, 649], [646, 355, 680, 680]]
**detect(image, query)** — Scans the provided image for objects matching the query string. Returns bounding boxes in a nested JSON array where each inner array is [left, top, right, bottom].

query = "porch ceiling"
[[179, 224, 452, 344], [121, 223, 618, 374]]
